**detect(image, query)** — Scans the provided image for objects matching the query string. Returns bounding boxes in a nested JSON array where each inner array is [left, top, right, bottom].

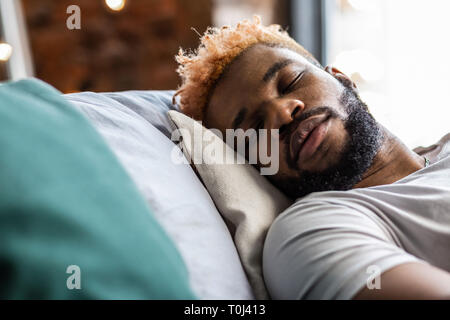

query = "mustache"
[[281, 106, 341, 143]]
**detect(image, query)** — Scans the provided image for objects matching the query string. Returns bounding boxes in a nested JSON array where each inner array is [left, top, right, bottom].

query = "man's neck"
[[353, 127, 425, 189]]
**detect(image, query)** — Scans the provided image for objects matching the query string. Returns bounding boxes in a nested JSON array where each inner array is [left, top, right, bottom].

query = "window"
[[327, 0, 450, 148]]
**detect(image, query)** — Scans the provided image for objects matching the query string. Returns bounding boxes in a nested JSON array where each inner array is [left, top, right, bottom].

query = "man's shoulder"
[[413, 132, 450, 163], [278, 190, 367, 224]]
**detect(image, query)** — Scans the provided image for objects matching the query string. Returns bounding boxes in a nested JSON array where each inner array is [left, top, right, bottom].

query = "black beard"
[[271, 80, 383, 199]]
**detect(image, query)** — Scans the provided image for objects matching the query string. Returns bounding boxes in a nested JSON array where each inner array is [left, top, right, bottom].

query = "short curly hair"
[[173, 15, 322, 120]]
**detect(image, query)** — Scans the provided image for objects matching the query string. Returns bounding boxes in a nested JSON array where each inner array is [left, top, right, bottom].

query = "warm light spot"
[[105, 0, 126, 11], [0, 43, 13, 62]]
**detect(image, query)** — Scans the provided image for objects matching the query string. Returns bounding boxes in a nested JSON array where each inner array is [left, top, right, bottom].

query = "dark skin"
[[205, 44, 424, 188], [204, 44, 450, 299]]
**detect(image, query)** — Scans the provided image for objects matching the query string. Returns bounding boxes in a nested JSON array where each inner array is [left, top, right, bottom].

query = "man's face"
[[204, 44, 381, 198]]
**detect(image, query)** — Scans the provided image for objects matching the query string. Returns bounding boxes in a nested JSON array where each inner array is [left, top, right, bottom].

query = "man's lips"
[[289, 113, 331, 164]]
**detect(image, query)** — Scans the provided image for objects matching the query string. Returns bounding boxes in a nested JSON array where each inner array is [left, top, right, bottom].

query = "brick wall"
[[22, 0, 212, 92]]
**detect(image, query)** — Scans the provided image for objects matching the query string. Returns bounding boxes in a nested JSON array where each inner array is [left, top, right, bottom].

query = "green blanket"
[[0, 78, 196, 299]]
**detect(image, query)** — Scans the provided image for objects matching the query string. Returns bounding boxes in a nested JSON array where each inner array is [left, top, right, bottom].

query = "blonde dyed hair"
[[173, 15, 321, 120]]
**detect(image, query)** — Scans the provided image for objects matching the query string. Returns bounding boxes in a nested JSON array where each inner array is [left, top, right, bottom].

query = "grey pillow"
[[64, 90, 254, 300]]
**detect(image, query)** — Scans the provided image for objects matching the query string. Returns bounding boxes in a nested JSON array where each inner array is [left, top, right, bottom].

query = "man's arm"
[[354, 262, 450, 299]]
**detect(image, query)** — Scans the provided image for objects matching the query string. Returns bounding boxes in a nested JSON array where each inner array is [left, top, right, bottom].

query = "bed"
[[0, 77, 254, 299]]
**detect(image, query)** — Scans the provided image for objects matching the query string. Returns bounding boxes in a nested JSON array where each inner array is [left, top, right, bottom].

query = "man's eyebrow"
[[232, 107, 247, 130], [231, 60, 294, 130], [262, 59, 294, 82]]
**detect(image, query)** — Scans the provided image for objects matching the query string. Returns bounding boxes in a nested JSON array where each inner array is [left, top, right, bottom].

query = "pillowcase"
[[65, 90, 254, 299], [0, 78, 196, 299], [167, 110, 293, 300]]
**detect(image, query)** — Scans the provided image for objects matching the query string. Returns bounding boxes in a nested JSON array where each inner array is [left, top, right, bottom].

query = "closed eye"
[[282, 72, 305, 94]]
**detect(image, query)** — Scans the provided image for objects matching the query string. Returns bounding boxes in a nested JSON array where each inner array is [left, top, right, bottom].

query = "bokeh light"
[[105, 0, 126, 11], [0, 43, 13, 62]]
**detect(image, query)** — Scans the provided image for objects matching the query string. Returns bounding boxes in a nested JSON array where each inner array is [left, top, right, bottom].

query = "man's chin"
[[271, 81, 382, 199]]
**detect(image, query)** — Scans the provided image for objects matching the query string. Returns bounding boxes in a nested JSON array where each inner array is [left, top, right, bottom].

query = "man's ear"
[[325, 66, 358, 91]]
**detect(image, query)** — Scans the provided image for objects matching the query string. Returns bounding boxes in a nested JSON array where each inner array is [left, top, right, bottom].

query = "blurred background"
[[0, 0, 448, 148]]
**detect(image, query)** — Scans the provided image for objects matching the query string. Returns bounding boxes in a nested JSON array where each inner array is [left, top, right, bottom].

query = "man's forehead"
[[205, 45, 310, 130], [229, 44, 310, 77]]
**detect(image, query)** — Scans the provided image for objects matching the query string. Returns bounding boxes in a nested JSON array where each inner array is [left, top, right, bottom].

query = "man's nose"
[[267, 99, 305, 133]]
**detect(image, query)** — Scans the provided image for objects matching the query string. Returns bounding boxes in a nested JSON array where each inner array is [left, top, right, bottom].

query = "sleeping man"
[[173, 16, 450, 299]]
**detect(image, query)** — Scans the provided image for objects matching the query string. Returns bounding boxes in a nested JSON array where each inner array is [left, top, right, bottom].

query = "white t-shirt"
[[263, 140, 450, 300]]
